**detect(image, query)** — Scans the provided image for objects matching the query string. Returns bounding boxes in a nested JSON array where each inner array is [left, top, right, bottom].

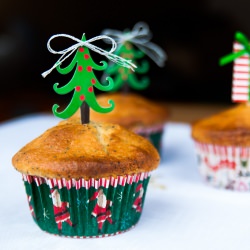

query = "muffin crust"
[[12, 121, 160, 180], [192, 103, 250, 146]]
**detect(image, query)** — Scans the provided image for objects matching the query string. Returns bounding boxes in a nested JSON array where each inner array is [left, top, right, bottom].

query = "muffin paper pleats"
[[194, 141, 250, 191], [133, 123, 164, 135], [22, 172, 151, 237]]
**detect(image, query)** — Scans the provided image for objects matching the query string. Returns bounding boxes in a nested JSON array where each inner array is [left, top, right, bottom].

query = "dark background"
[[0, 0, 249, 121]]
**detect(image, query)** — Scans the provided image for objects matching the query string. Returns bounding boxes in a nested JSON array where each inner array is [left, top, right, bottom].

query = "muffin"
[[191, 103, 250, 191], [12, 120, 160, 238], [68, 92, 169, 152]]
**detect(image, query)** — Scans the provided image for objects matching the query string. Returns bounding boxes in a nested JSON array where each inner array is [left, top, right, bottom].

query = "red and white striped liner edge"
[[22, 172, 151, 190], [194, 141, 250, 158]]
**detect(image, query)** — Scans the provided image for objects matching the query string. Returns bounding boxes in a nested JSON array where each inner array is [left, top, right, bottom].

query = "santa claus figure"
[[132, 183, 144, 213], [88, 188, 113, 233], [50, 188, 73, 231]]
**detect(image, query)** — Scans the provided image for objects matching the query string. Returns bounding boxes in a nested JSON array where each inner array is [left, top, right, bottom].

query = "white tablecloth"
[[1, 114, 250, 250]]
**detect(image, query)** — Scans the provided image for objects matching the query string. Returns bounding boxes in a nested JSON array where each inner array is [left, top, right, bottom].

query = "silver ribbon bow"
[[101, 22, 167, 67]]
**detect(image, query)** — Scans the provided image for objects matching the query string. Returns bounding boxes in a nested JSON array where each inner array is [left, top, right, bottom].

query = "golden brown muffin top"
[[12, 121, 160, 180], [191, 103, 250, 146], [63, 93, 169, 130]]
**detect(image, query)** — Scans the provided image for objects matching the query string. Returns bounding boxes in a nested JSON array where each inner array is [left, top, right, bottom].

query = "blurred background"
[[0, 0, 249, 121]]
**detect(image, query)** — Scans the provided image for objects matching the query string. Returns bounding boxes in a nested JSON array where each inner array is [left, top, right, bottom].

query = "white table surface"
[[1, 114, 250, 250]]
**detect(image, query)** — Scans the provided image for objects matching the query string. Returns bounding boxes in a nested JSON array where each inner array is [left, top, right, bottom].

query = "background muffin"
[[191, 103, 250, 191], [12, 120, 160, 237]]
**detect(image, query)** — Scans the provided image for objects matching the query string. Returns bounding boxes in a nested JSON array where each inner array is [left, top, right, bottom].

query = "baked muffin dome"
[[12, 121, 160, 180], [192, 103, 250, 146]]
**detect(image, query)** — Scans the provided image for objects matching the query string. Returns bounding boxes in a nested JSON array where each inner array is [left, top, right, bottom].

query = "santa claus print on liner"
[[50, 188, 75, 232], [132, 184, 144, 213], [88, 188, 114, 234]]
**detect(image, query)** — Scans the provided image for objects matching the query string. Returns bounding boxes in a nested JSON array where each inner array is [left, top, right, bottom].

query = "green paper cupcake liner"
[[22, 172, 151, 238]]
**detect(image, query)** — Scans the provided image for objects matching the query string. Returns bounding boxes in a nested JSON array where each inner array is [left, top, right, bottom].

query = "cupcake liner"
[[194, 141, 250, 191], [133, 124, 164, 152], [22, 172, 151, 237]]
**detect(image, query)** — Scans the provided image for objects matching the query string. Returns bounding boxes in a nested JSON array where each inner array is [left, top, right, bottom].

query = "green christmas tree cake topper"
[[42, 33, 136, 123], [101, 22, 167, 92]]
